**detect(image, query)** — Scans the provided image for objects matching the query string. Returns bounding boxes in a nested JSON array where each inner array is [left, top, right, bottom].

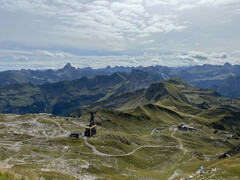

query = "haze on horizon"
[[0, 0, 240, 71]]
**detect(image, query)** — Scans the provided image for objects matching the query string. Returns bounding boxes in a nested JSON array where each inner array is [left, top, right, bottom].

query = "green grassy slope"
[[75, 77, 240, 117], [1, 100, 239, 179], [0, 73, 128, 115], [0, 77, 239, 179], [0, 71, 165, 116]]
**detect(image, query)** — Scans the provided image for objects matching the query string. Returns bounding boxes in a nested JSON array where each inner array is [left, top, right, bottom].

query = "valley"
[[0, 70, 239, 179], [0, 83, 239, 179]]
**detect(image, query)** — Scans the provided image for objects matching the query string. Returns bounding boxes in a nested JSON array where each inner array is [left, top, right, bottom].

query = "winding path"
[[168, 168, 181, 180], [84, 137, 176, 157], [168, 118, 197, 179], [171, 129, 187, 154], [167, 129, 188, 180], [84, 125, 189, 157], [46, 119, 69, 133]]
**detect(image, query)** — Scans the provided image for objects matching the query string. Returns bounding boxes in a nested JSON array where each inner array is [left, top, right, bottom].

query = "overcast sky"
[[0, 0, 240, 70]]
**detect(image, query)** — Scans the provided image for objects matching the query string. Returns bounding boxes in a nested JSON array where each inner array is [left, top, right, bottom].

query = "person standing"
[[200, 166, 203, 175]]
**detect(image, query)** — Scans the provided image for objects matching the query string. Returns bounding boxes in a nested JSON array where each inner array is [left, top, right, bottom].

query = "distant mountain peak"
[[63, 63, 73, 68], [62, 63, 76, 71], [223, 62, 232, 68]]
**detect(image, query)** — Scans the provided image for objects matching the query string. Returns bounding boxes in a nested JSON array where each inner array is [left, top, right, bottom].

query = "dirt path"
[[151, 128, 157, 135], [171, 129, 187, 154], [168, 118, 197, 180], [167, 129, 187, 180], [168, 168, 181, 180], [84, 137, 175, 157], [46, 119, 69, 133], [187, 117, 194, 122]]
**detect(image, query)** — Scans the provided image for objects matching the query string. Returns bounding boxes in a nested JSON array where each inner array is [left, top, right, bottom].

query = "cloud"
[[0, 0, 239, 64], [145, 0, 237, 10], [36, 50, 55, 58], [0, 0, 188, 52], [197, 0, 237, 6], [0, 50, 239, 71], [17, 55, 29, 61], [179, 51, 238, 66], [189, 51, 209, 60], [210, 52, 228, 59], [142, 40, 155, 44], [145, 0, 177, 6]]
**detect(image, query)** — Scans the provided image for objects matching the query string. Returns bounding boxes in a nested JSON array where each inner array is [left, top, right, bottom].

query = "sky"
[[0, 0, 240, 71]]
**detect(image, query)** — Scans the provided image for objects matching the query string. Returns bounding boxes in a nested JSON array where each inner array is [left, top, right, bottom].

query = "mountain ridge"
[[72, 77, 240, 117], [0, 70, 165, 115], [1, 62, 240, 98]]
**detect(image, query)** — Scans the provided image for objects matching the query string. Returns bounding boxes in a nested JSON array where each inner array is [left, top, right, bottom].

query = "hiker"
[[200, 166, 203, 175]]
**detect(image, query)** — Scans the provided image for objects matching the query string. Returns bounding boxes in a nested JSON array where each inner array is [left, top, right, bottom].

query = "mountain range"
[[1, 68, 240, 118], [0, 62, 240, 98], [0, 63, 142, 85], [0, 70, 165, 115], [72, 77, 240, 116], [1, 76, 240, 179], [1, 63, 240, 179], [175, 63, 240, 98]]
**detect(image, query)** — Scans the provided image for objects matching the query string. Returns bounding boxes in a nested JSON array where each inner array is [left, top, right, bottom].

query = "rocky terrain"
[[0, 98, 239, 179], [0, 74, 239, 180]]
